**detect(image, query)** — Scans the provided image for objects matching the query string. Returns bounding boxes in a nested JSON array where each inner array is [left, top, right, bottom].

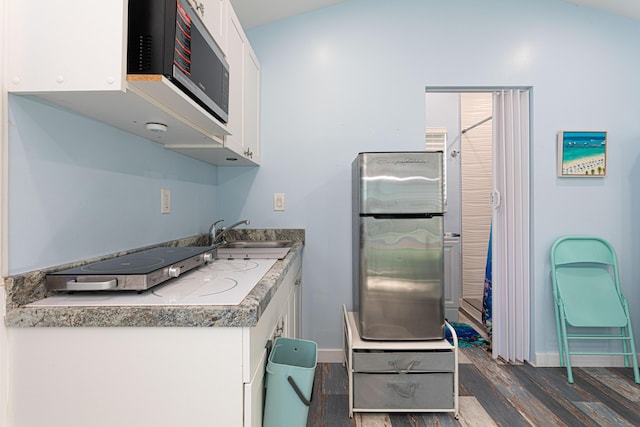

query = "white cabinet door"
[[225, 8, 245, 157], [8, 0, 127, 93], [223, 7, 261, 165], [243, 45, 261, 164], [198, 0, 228, 53], [287, 277, 302, 339], [10, 328, 245, 427], [244, 348, 267, 427]]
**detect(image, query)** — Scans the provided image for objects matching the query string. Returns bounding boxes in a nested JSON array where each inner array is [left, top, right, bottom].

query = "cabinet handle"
[[388, 383, 417, 399], [265, 339, 273, 359], [389, 360, 417, 374], [275, 319, 284, 338]]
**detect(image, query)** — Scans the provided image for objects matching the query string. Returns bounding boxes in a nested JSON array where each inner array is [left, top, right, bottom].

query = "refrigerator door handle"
[[367, 213, 441, 219], [490, 190, 501, 208]]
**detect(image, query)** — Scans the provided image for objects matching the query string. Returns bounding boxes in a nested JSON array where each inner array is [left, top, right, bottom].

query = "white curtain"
[[491, 89, 530, 362]]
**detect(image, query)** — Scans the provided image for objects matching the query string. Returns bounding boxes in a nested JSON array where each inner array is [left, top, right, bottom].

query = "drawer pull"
[[390, 360, 417, 374], [389, 383, 417, 399]]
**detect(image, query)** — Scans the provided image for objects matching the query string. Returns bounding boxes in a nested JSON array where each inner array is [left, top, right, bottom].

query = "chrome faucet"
[[210, 219, 250, 246]]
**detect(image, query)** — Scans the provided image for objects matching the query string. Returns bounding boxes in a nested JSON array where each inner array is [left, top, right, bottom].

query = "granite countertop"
[[4, 229, 304, 328]]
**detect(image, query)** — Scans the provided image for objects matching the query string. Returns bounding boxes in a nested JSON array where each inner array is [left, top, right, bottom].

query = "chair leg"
[[621, 326, 630, 369], [559, 315, 574, 383], [622, 303, 640, 384], [625, 324, 640, 384], [554, 301, 565, 367]]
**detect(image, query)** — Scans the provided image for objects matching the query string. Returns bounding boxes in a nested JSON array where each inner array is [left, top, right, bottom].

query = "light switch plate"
[[161, 188, 171, 214], [274, 193, 285, 211]]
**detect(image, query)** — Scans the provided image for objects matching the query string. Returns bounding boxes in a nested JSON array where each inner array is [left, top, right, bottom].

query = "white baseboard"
[[459, 299, 482, 324], [318, 349, 343, 363], [534, 352, 638, 368]]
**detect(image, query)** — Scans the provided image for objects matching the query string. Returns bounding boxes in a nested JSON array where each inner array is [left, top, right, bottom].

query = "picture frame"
[[557, 131, 607, 177]]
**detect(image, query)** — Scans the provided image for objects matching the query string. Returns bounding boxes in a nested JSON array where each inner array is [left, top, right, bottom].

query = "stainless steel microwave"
[[127, 0, 229, 123]]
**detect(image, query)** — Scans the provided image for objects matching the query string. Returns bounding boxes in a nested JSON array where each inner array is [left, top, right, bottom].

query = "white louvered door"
[[492, 89, 531, 363]]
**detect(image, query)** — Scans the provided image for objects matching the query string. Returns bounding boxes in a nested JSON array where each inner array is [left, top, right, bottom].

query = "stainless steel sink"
[[216, 240, 293, 259], [220, 240, 293, 249]]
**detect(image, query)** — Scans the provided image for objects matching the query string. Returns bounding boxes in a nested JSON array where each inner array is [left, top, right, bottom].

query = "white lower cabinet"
[[244, 348, 268, 427], [8, 257, 301, 427]]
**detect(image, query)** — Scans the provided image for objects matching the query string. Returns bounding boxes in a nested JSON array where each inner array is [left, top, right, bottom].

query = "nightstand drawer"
[[354, 372, 454, 410], [353, 351, 454, 373]]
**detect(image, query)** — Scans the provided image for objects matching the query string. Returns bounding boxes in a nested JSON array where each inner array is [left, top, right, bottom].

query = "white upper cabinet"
[[8, 1, 127, 93], [243, 45, 261, 164], [7, 0, 260, 166], [224, 8, 247, 159], [221, 6, 260, 164], [190, 0, 229, 53], [166, 3, 261, 166], [202, 0, 231, 53]]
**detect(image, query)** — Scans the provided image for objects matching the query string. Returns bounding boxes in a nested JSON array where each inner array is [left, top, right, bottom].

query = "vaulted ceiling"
[[229, 0, 640, 29]]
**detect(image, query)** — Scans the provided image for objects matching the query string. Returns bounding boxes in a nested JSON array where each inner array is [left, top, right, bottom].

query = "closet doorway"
[[425, 87, 531, 363], [459, 92, 493, 324], [424, 92, 492, 326]]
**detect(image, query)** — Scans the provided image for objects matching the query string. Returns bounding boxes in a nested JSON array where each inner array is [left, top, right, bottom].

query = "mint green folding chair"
[[551, 236, 639, 384]]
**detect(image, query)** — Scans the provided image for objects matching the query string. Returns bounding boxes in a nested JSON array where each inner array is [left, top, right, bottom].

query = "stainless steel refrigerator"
[[352, 151, 445, 340]]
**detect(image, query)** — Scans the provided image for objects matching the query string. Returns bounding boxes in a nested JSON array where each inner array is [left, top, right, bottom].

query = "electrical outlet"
[[161, 188, 171, 214], [274, 193, 285, 211]]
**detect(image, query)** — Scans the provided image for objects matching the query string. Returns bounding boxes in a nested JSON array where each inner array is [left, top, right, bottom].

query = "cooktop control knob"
[[168, 266, 181, 278], [203, 252, 213, 263]]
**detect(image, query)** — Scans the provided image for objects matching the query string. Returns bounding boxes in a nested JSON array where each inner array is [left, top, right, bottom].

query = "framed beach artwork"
[[557, 131, 607, 177]]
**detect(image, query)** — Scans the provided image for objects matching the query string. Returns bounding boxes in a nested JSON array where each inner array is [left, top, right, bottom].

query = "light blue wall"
[[219, 0, 640, 358], [8, 96, 218, 274]]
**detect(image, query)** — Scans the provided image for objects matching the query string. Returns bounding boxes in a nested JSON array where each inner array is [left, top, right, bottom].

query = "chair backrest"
[[552, 236, 616, 267], [551, 237, 618, 287]]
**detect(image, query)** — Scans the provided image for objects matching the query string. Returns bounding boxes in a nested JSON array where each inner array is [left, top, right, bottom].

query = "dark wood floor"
[[306, 347, 640, 426]]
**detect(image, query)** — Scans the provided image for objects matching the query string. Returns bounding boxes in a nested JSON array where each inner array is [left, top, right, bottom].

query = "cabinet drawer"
[[353, 351, 454, 373], [354, 373, 454, 410]]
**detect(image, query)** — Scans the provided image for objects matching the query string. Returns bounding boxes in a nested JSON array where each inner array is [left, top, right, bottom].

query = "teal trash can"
[[263, 337, 317, 427]]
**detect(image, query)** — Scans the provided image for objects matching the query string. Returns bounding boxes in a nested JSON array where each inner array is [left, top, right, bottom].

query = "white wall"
[[221, 0, 640, 359]]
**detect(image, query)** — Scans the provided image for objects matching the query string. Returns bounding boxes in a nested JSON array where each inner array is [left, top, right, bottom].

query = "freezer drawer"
[[353, 350, 454, 373], [353, 372, 454, 410], [353, 152, 444, 214]]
